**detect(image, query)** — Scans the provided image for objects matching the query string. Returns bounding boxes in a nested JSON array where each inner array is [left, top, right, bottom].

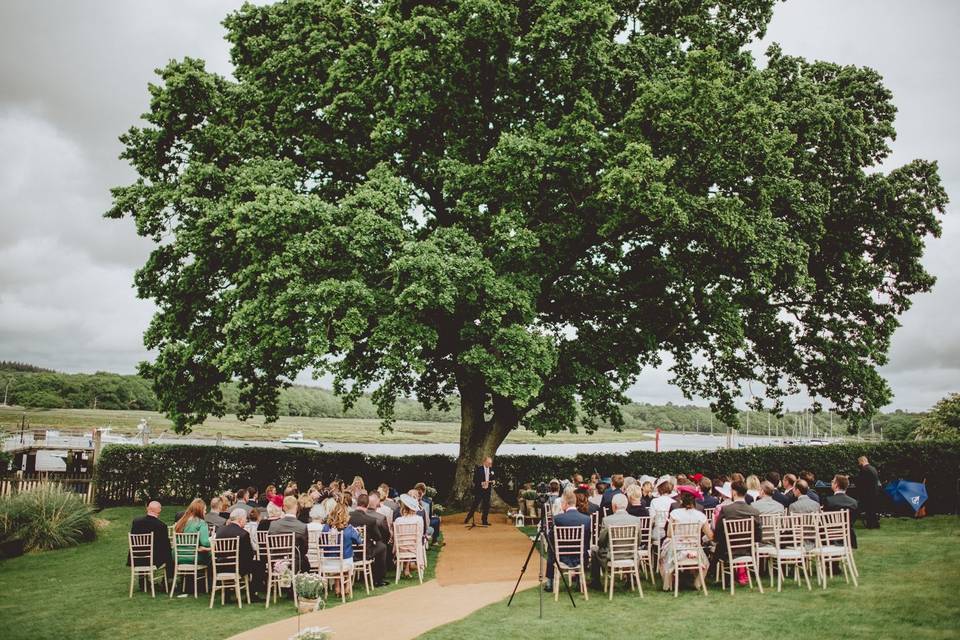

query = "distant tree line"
[[0, 364, 931, 439]]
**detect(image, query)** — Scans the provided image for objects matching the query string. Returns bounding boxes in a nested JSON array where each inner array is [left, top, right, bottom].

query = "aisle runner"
[[228, 517, 538, 640]]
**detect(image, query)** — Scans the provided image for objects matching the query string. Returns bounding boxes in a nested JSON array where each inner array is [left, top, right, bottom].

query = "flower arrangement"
[[273, 559, 293, 588], [424, 485, 438, 499], [522, 490, 538, 500], [431, 504, 445, 515], [289, 627, 333, 640], [293, 572, 326, 600]]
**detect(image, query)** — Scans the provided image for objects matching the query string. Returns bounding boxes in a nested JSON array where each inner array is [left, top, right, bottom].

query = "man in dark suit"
[[545, 491, 592, 591], [216, 509, 264, 599], [778, 473, 799, 507], [349, 494, 390, 586], [246, 486, 259, 509], [268, 495, 311, 571], [856, 456, 880, 528], [128, 501, 173, 581], [599, 474, 624, 515], [464, 456, 495, 526], [823, 474, 859, 548], [766, 471, 791, 507], [714, 481, 762, 569]]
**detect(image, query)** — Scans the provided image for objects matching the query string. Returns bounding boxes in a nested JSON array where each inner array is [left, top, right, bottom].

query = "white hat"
[[655, 474, 674, 488], [399, 494, 420, 512], [638, 475, 656, 486], [716, 482, 733, 499]]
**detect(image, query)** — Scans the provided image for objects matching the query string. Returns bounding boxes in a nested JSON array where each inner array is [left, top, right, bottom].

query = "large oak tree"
[[110, 0, 946, 501]]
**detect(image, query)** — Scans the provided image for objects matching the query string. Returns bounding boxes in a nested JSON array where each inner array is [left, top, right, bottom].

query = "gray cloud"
[[0, 0, 956, 412]]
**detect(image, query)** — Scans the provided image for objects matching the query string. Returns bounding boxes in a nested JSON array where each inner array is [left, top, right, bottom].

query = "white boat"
[[278, 431, 322, 450]]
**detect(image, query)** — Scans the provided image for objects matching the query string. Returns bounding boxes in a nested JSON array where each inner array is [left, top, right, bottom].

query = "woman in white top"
[[658, 492, 713, 590], [394, 494, 425, 578], [745, 474, 762, 500], [649, 479, 676, 542]]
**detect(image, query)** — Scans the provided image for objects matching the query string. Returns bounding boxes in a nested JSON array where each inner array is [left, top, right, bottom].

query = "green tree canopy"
[[109, 0, 946, 498], [913, 392, 960, 440]]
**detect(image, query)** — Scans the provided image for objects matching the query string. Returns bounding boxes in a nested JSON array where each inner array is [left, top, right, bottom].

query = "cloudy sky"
[[0, 0, 956, 412]]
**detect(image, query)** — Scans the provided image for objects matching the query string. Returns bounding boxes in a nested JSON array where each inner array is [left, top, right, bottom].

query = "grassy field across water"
[[0, 406, 651, 445]]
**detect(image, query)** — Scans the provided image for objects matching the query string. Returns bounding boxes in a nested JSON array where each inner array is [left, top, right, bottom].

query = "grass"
[[0, 505, 440, 640], [0, 406, 650, 444], [421, 516, 960, 640]]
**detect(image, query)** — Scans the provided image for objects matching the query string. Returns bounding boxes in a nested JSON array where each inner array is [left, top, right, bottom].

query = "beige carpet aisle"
[[227, 516, 538, 640]]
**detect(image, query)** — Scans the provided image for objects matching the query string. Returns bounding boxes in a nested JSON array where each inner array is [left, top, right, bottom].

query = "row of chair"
[[549, 509, 858, 601]]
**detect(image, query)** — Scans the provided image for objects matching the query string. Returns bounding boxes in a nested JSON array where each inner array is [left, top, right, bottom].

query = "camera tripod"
[[507, 501, 577, 615]]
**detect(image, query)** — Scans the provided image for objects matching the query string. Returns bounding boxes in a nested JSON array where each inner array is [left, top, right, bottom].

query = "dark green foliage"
[[0, 485, 97, 552], [0, 361, 55, 373], [96, 441, 959, 514], [912, 392, 960, 440], [1, 371, 159, 411]]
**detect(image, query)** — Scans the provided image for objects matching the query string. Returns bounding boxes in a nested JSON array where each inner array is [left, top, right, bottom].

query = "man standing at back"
[[856, 456, 880, 529], [464, 456, 495, 527]]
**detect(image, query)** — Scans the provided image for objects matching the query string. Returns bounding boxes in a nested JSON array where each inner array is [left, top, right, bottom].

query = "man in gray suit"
[[787, 480, 821, 516], [269, 495, 311, 571], [589, 493, 640, 588], [753, 482, 786, 516], [714, 481, 762, 563], [205, 496, 227, 529]]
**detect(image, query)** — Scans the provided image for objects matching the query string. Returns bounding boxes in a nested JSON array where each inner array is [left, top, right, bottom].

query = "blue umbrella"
[[884, 480, 928, 513]]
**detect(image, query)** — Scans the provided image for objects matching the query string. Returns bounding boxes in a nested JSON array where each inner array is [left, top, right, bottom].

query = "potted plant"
[[293, 572, 325, 614], [424, 485, 438, 499], [521, 490, 538, 517], [431, 504, 445, 516], [289, 627, 333, 640]]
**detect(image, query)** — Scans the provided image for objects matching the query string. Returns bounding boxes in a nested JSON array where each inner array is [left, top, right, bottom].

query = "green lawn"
[[422, 516, 960, 640], [0, 506, 440, 640], [0, 406, 650, 444]]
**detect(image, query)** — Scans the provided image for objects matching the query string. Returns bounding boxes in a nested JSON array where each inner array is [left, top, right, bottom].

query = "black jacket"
[[214, 522, 258, 575], [128, 514, 172, 568], [473, 465, 495, 492], [823, 492, 859, 549]]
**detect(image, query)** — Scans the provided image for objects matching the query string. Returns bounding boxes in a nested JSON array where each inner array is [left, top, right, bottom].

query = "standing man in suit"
[[823, 474, 859, 548], [217, 509, 264, 600], [464, 456, 495, 527], [349, 493, 390, 586], [268, 495, 312, 571], [544, 489, 591, 592], [856, 456, 880, 529], [128, 501, 173, 581]]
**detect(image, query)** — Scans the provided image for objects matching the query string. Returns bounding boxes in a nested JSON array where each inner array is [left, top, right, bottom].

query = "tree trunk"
[[450, 384, 517, 507]]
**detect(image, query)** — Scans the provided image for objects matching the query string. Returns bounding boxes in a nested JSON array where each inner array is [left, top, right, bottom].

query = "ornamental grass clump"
[[0, 484, 96, 552]]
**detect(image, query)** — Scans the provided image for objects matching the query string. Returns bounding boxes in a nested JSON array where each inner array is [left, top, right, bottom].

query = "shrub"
[[0, 485, 97, 552], [94, 441, 960, 514]]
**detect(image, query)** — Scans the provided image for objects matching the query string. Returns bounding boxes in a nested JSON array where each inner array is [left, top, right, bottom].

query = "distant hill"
[[0, 363, 924, 438]]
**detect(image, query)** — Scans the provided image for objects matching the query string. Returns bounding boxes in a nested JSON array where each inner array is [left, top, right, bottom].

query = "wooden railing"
[[0, 473, 95, 504]]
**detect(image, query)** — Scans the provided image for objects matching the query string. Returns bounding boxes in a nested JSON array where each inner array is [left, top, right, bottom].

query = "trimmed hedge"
[[95, 441, 960, 514]]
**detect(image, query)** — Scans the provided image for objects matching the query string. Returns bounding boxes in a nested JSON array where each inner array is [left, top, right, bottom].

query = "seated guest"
[[260, 484, 279, 508], [408, 489, 433, 539], [380, 484, 399, 512], [233, 489, 253, 514], [650, 477, 677, 541], [322, 503, 362, 597], [349, 476, 366, 500], [787, 480, 820, 515], [753, 481, 786, 515], [394, 494, 424, 578], [697, 478, 719, 509], [367, 491, 393, 537], [639, 481, 654, 508], [206, 497, 227, 529], [415, 482, 442, 543], [216, 509, 263, 599], [780, 474, 799, 507], [600, 474, 624, 514], [823, 474, 859, 548], [714, 481, 761, 585], [659, 491, 712, 591], [268, 495, 311, 572], [589, 494, 640, 589], [575, 488, 596, 515], [588, 482, 603, 507], [348, 493, 390, 586], [800, 470, 821, 503], [245, 508, 261, 538], [174, 499, 212, 570], [545, 490, 591, 592], [259, 501, 282, 534], [297, 494, 314, 524], [246, 487, 259, 509], [745, 475, 762, 501], [729, 473, 754, 504], [129, 500, 173, 581], [625, 484, 649, 517], [767, 471, 791, 507]]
